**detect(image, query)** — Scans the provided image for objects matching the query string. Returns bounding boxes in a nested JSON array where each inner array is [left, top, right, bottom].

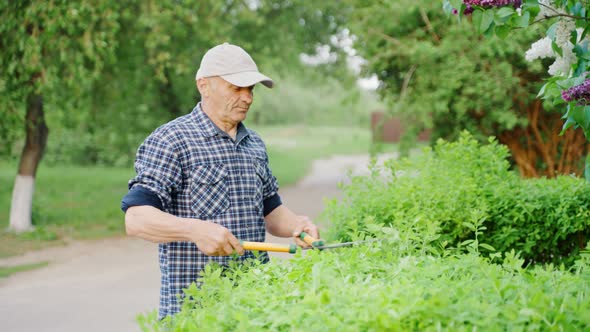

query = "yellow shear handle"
[[241, 241, 297, 254], [299, 232, 325, 247]]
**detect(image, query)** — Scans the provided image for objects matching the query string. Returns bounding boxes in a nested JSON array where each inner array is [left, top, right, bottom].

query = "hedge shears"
[[240, 232, 378, 253]]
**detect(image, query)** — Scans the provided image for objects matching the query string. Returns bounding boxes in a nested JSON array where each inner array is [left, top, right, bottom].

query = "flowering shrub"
[[562, 78, 590, 103], [444, 0, 590, 179]]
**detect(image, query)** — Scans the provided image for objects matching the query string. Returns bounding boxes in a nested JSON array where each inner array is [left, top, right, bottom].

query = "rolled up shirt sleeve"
[[121, 185, 163, 212], [262, 193, 282, 216], [123, 133, 182, 213]]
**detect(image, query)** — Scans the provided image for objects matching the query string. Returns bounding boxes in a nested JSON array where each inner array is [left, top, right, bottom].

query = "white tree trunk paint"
[[9, 174, 35, 233]]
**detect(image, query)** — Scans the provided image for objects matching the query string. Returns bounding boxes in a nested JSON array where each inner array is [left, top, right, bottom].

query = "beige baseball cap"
[[195, 43, 274, 88]]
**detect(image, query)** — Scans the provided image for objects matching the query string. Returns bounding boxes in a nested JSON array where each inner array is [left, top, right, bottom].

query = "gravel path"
[[0, 153, 396, 332]]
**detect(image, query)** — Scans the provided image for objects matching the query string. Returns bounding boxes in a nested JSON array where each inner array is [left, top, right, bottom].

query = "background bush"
[[324, 132, 590, 266]]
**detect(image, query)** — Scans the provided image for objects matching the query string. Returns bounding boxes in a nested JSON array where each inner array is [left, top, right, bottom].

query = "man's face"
[[207, 77, 254, 124]]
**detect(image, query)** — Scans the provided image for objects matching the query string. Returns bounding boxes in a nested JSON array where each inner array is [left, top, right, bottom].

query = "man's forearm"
[[264, 205, 303, 237], [125, 205, 194, 243]]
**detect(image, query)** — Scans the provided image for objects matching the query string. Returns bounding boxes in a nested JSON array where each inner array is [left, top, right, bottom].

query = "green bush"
[[324, 132, 590, 266], [139, 231, 590, 331]]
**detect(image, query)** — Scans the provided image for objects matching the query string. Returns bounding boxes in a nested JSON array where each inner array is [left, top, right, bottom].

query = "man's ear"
[[196, 78, 209, 97]]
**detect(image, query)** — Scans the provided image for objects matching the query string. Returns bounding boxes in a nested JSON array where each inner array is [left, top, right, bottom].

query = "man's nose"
[[241, 89, 253, 104]]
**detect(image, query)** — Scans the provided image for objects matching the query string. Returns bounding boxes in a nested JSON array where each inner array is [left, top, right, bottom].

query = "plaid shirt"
[[127, 103, 279, 319]]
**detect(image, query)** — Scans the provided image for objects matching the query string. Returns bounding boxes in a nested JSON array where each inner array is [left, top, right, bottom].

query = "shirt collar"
[[191, 102, 250, 143]]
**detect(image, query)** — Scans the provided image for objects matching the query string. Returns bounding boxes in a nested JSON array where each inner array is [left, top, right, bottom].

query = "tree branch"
[[419, 8, 441, 43]]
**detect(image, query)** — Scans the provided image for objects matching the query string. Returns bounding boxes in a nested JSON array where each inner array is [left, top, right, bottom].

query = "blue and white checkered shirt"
[[125, 103, 279, 319]]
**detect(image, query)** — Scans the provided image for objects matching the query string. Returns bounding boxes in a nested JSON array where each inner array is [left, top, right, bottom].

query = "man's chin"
[[234, 111, 248, 122]]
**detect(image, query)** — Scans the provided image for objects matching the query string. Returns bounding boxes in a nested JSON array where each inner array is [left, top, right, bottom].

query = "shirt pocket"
[[189, 164, 230, 219]]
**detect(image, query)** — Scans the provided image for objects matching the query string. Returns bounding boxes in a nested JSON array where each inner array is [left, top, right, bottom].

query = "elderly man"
[[121, 43, 320, 319]]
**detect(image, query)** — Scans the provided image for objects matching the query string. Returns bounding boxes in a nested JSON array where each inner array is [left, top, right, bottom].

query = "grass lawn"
[[0, 164, 135, 258], [0, 125, 397, 258], [0, 261, 49, 278]]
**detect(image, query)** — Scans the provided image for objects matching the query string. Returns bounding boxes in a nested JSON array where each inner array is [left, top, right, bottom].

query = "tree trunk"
[[9, 93, 48, 233], [498, 100, 589, 178]]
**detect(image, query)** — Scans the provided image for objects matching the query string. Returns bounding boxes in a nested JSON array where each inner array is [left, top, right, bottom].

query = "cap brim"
[[220, 71, 274, 88]]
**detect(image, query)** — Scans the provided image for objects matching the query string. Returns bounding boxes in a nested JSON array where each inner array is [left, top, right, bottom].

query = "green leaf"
[[471, 10, 483, 31], [546, 22, 558, 39], [514, 10, 530, 28], [449, 0, 463, 11], [537, 81, 551, 98], [462, 222, 476, 231], [561, 104, 577, 135], [586, 154, 590, 182], [551, 41, 563, 57], [572, 1, 583, 17], [461, 239, 475, 246], [496, 7, 515, 19], [480, 10, 495, 33], [479, 243, 496, 251], [495, 24, 512, 39], [585, 106, 590, 126]]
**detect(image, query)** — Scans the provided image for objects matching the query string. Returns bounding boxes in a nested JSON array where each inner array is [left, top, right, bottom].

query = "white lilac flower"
[[525, 37, 553, 61], [536, 0, 558, 20], [548, 48, 576, 76], [555, 19, 576, 50]]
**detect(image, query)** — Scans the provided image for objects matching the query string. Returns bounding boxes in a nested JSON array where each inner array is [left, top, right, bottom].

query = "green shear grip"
[[300, 231, 325, 247]]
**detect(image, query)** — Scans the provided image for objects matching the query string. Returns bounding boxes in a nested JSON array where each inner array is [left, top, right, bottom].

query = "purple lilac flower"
[[562, 79, 590, 104], [463, 0, 522, 8], [454, 0, 520, 17]]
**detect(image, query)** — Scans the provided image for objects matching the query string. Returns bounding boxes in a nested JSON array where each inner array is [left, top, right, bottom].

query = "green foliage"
[[1, 1, 361, 166], [139, 235, 590, 331], [0, 161, 132, 256], [324, 132, 590, 266], [442, 0, 590, 176], [347, 0, 549, 153], [0, 0, 121, 154]]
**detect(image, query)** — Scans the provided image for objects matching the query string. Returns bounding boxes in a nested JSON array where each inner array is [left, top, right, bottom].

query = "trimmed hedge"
[[140, 239, 590, 331]]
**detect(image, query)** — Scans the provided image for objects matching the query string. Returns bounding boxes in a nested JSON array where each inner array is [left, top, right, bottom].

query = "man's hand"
[[190, 220, 244, 256], [292, 215, 320, 248]]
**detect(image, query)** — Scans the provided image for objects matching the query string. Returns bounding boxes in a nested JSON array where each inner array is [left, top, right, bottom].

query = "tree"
[[346, 0, 587, 177], [1, 1, 353, 231], [81, 0, 352, 166], [0, 1, 120, 232]]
